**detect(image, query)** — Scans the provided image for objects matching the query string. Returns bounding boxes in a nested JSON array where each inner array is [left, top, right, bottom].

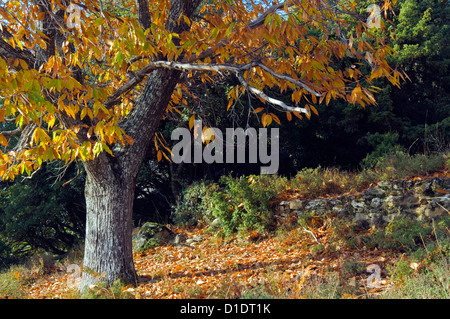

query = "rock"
[[362, 187, 385, 199], [353, 213, 369, 223], [384, 195, 402, 209], [370, 197, 383, 208], [424, 207, 442, 219], [186, 235, 204, 246], [133, 222, 176, 252], [351, 200, 365, 212], [305, 199, 328, 213], [173, 233, 188, 246], [415, 181, 435, 196], [377, 180, 391, 189], [353, 219, 370, 231], [210, 218, 222, 228], [289, 199, 304, 210]]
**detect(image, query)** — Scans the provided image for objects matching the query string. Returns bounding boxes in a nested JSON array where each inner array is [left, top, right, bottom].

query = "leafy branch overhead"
[[0, 0, 402, 179]]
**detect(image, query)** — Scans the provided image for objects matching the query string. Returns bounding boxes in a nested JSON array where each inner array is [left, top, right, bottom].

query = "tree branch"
[[245, 2, 288, 29], [11, 122, 36, 152], [0, 25, 35, 67], [257, 62, 322, 97], [106, 60, 314, 114], [135, 0, 151, 30], [236, 72, 310, 115], [1, 127, 22, 137]]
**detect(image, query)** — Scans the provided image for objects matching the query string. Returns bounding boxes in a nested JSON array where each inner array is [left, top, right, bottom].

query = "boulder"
[[133, 222, 177, 252]]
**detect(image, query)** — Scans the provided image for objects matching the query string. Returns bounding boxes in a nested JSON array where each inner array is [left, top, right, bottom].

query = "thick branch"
[[1, 126, 22, 137], [107, 60, 311, 114], [11, 122, 37, 152], [135, 0, 151, 30], [236, 72, 310, 115], [245, 2, 288, 29], [0, 25, 35, 67]]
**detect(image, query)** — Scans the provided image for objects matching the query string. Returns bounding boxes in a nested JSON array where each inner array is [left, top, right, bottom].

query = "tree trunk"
[[79, 155, 138, 291], [79, 70, 182, 292], [77, 0, 202, 292]]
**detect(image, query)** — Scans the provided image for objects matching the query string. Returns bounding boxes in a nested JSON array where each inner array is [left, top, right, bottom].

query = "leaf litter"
[[15, 224, 398, 299]]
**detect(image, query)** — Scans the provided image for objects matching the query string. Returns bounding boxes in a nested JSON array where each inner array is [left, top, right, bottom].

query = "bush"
[[173, 174, 289, 235], [0, 163, 86, 262], [371, 151, 447, 180], [384, 219, 432, 251], [360, 132, 404, 169], [171, 181, 217, 227], [290, 167, 371, 200], [210, 175, 283, 235]]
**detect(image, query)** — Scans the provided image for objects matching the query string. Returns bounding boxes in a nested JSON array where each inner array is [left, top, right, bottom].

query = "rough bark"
[[81, 155, 137, 289]]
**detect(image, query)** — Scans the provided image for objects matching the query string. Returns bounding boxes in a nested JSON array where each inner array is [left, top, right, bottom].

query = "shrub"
[[0, 268, 26, 298], [383, 258, 449, 299], [371, 151, 447, 180], [171, 181, 217, 227], [0, 163, 85, 259], [384, 219, 432, 251], [360, 132, 404, 169], [290, 167, 371, 200], [173, 174, 289, 235], [210, 175, 281, 235]]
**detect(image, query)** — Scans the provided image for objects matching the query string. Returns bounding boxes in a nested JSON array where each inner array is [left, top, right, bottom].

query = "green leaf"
[[113, 51, 124, 67]]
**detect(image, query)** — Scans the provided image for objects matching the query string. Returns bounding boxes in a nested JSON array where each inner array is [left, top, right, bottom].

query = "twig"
[[21, 165, 41, 181], [302, 226, 320, 244], [61, 162, 84, 187]]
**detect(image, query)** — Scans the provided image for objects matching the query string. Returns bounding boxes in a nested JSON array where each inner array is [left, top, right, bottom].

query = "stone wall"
[[278, 176, 450, 228]]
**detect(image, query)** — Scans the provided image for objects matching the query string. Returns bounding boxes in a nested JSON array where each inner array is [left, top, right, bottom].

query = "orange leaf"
[[270, 113, 281, 125], [286, 112, 292, 121], [189, 115, 195, 130], [293, 111, 303, 120], [0, 134, 8, 146], [435, 188, 450, 194], [253, 107, 264, 114]]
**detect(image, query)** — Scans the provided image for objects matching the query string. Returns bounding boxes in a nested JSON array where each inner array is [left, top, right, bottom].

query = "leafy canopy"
[[0, 0, 401, 180]]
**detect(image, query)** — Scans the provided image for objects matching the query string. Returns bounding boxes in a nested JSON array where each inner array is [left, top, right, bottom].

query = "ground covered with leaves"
[[3, 219, 447, 300], [1, 156, 449, 299]]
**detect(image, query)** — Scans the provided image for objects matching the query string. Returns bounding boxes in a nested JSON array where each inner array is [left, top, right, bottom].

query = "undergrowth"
[[173, 151, 449, 236]]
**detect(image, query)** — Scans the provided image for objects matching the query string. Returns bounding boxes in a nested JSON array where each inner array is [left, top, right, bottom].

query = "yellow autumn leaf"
[[157, 150, 162, 162], [189, 115, 195, 130], [0, 134, 8, 146], [286, 112, 292, 121]]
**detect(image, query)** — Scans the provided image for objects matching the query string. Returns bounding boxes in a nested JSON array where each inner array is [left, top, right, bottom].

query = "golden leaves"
[[0, 0, 400, 180], [14, 221, 398, 299]]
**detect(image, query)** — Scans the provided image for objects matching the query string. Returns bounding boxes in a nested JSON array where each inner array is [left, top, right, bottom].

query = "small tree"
[[0, 0, 401, 291]]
